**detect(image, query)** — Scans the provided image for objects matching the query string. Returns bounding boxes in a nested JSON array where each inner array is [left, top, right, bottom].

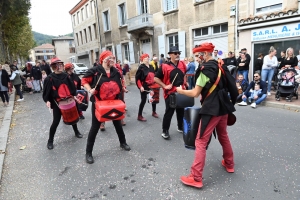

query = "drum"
[[148, 84, 160, 104], [75, 90, 89, 111], [183, 107, 201, 150], [95, 100, 125, 122], [169, 93, 194, 108], [58, 98, 79, 125]]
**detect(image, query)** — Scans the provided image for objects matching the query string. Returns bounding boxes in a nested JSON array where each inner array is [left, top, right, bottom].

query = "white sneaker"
[[267, 92, 271, 96], [237, 101, 247, 106], [251, 103, 256, 108], [17, 98, 24, 101]]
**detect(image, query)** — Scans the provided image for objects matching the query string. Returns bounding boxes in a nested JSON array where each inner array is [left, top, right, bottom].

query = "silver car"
[[72, 63, 89, 75]]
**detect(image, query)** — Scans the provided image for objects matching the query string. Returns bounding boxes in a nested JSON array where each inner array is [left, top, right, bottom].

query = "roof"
[[52, 36, 74, 45], [69, 0, 88, 15], [34, 43, 54, 49]]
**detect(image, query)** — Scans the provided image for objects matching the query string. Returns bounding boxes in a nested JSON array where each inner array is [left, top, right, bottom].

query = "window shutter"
[[178, 31, 186, 60], [158, 35, 165, 58], [129, 41, 135, 63]]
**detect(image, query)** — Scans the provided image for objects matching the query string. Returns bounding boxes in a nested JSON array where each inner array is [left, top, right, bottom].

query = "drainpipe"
[[235, 0, 239, 54], [95, 0, 102, 51]]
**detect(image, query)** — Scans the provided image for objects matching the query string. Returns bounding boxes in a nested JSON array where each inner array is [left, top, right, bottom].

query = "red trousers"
[[191, 114, 234, 181]]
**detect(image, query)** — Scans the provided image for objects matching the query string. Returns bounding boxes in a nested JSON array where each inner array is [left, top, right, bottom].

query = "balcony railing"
[[127, 13, 153, 32]]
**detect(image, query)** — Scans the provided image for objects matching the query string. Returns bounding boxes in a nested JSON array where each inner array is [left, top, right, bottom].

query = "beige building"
[[237, 0, 300, 76], [69, 0, 99, 67], [30, 43, 55, 63], [52, 36, 76, 64]]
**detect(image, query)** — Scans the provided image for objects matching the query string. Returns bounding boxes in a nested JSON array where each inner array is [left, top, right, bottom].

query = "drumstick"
[[171, 73, 178, 85], [94, 73, 103, 89]]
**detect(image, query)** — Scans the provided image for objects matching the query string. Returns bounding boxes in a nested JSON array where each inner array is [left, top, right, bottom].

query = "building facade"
[[31, 43, 55, 63], [237, 0, 300, 77], [52, 36, 76, 64], [69, 0, 99, 67]]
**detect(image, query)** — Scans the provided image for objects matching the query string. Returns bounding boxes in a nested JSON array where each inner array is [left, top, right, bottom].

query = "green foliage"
[[33, 32, 74, 46]]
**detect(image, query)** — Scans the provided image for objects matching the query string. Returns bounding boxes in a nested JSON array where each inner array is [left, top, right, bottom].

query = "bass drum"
[[183, 107, 201, 150]]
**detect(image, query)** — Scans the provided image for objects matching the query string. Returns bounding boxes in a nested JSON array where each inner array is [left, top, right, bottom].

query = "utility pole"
[[94, 0, 102, 52]]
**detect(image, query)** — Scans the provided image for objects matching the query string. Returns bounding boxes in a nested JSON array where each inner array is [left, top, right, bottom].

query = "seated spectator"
[[236, 74, 248, 102], [237, 72, 267, 108], [249, 84, 262, 103]]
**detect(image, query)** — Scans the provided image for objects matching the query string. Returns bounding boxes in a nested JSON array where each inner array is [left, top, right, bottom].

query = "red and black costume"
[[81, 64, 128, 159], [43, 70, 82, 149], [155, 58, 187, 135], [135, 62, 157, 119]]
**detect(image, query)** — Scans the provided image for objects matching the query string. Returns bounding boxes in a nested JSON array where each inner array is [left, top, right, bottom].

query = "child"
[[26, 77, 33, 94], [282, 71, 294, 86], [41, 70, 47, 90], [249, 84, 262, 103]]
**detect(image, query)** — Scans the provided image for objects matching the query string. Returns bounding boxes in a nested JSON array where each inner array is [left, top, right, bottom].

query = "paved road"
[[0, 85, 299, 200]]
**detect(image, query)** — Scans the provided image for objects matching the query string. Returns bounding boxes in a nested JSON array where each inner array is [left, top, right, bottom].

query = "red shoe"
[[100, 122, 105, 131], [152, 112, 159, 118], [222, 159, 234, 173], [137, 115, 147, 122], [121, 119, 126, 126], [180, 174, 203, 188]]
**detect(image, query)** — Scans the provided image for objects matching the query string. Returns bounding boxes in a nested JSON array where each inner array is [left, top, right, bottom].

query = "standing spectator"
[[10, 66, 24, 101], [3, 61, 12, 95], [186, 56, 196, 90], [40, 60, 52, 76], [30, 61, 42, 93], [212, 49, 219, 60], [278, 51, 286, 66], [123, 59, 130, 86], [297, 50, 300, 68], [261, 46, 278, 95], [241, 48, 251, 66], [237, 52, 250, 82], [13, 60, 19, 70], [223, 51, 237, 77], [22, 62, 32, 78], [0, 64, 10, 106], [254, 53, 264, 75], [93, 59, 99, 67], [159, 54, 166, 68], [150, 56, 159, 72], [280, 47, 298, 70]]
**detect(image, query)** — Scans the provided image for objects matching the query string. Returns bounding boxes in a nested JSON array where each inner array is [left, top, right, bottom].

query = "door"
[[139, 0, 148, 14], [141, 39, 151, 55]]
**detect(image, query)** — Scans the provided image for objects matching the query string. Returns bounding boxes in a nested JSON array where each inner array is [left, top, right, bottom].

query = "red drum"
[[148, 84, 160, 104], [58, 98, 79, 125], [95, 100, 125, 122]]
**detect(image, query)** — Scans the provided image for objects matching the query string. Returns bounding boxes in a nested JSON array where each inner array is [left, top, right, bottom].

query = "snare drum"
[[58, 98, 79, 125], [148, 84, 160, 104], [95, 100, 125, 122]]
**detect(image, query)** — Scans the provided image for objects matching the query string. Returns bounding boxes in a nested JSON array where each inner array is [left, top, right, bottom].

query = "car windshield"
[[76, 64, 87, 68]]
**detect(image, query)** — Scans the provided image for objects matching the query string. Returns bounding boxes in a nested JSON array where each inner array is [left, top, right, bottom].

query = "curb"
[[0, 92, 15, 180], [261, 101, 300, 111]]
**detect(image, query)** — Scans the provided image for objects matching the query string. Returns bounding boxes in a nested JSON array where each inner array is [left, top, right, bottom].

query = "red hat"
[[99, 51, 113, 64], [50, 57, 63, 66], [64, 63, 73, 71], [193, 42, 215, 53], [140, 53, 149, 61]]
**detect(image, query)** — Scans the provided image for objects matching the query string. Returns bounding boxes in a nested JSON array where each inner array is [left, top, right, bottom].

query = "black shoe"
[[33, 91, 37, 93], [75, 131, 83, 138], [79, 115, 85, 119], [86, 153, 94, 164], [161, 130, 170, 139], [47, 141, 54, 150], [120, 143, 131, 151], [37, 91, 41, 93]]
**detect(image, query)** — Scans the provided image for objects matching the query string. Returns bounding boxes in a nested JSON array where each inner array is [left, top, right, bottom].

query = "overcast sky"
[[29, 0, 78, 36]]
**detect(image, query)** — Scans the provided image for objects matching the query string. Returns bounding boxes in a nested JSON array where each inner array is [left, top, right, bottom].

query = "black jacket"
[[135, 63, 156, 91], [0, 70, 10, 88], [69, 73, 81, 90], [223, 57, 237, 66], [30, 66, 42, 80], [40, 64, 52, 76], [279, 56, 298, 68], [254, 58, 263, 72]]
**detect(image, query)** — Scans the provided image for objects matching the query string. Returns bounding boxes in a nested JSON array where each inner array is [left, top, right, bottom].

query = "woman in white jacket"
[[261, 46, 278, 96]]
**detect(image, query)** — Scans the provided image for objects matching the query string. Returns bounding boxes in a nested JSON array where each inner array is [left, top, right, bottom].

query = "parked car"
[[72, 63, 89, 75]]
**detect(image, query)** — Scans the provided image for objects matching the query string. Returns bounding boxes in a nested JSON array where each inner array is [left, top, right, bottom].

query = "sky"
[[29, 0, 79, 36]]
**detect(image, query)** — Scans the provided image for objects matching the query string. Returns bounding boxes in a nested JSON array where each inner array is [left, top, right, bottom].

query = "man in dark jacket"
[[236, 74, 248, 102], [40, 60, 52, 75], [30, 61, 42, 93], [176, 42, 237, 188], [237, 72, 267, 108]]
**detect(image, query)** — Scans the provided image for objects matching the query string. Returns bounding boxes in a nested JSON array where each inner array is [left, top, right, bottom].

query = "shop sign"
[[251, 22, 300, 41]]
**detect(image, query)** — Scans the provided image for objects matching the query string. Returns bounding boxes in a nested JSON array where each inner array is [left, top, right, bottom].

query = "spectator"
[[26, 77, 33, 94], [280, 47, 298, 70], [238, 72, 267, 108], [40, 60, 52, 75], [0, 64, 10, 106], [278, 51, 286, 66], [3, 61, 12, 95], [150, 56, 159, 72], [30, 61, 42, 93], [212, 49, 219, 60], [254, 53, 264, 75], [186, 56, 196, 90], [237, 52, 250, 82], [10, 66, 24, 101], [93, 59, 99, 67], [241, 48, 251, 65], [236, 74, 248, 102], [123, 59, 130, 86], [248, 84, 262, 103], [261, 46, 278, 96], [297, 50, 300, 68], [13, 60, 18, 70], [223, 51, 237, 77], [159, 54, 166, 68]]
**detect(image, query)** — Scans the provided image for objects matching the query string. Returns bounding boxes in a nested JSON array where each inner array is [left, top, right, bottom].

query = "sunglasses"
[[254, 76, 259, 77], [171, 52, 181, 55]]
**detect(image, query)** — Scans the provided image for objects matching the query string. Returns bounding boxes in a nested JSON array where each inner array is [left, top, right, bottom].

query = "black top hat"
[[168, 46, 181, 54]]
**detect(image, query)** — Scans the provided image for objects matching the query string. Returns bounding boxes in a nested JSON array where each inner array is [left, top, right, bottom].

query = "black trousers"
[[162, 96, 184, 132], [49, 102, 79, 142], [138, 91, 156, 116], [14, 84, 23, 99], [86, 103, 126, 153], [0, 91, 9, 103]]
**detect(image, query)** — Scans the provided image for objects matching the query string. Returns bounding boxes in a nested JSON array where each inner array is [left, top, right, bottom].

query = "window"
[[102, 10, 110, 31], [84, 29, 87, 43], [255, 0, 282, 14], [168, 34, 178, 50], [165, 0, 177, 12], [86, 4, 89, 18], [77, 12, 80, 24], [88, 26, 92, 41], [69, 47, 76, 53], [106, 46, 112, 51], [213, 23, 228, 34], [93, 23, 97, 39], [118, 3, 126, 26], [80, 31, 83, 45], [35, 50, 43, 53], [194, 23, 227, 37], [194, 27, 209, 37], [90, 1, 94, 15], [76, 33, 79, 46], [81, 8, 84, 21], [123, 43, 130, 62], [73, 15, 76, 26], [139, 0, 148, 14]]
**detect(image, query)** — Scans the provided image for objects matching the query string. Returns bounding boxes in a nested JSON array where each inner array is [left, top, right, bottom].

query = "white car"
[[72, 63, 89, 75]]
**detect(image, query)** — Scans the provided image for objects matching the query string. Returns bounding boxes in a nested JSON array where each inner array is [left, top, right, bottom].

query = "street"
[[0, 85, 299, 200]]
